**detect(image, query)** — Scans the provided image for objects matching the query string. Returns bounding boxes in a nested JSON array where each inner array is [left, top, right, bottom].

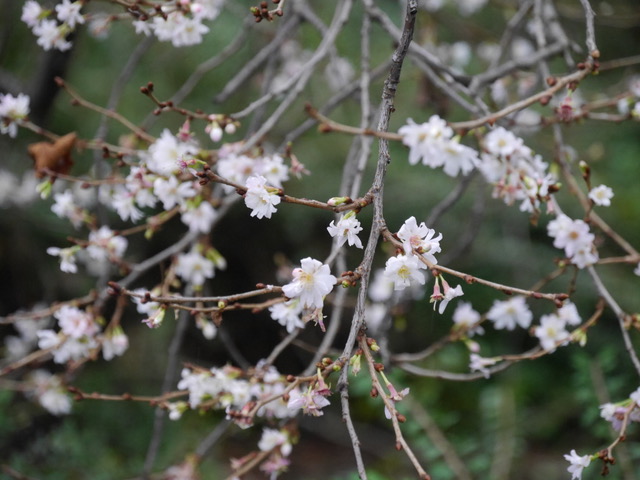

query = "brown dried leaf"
[[28, 132, 76, 178]]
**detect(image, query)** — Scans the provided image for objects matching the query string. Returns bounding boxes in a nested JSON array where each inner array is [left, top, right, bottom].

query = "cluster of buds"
[[250, 0, 282, 22]]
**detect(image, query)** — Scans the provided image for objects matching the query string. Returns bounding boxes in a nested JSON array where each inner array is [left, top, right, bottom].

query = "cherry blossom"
[[244, 175, 281, 220], [383, 254, 426, 291], [175, 250, 215, 287], [534, 314, 570, 352], [486, 296, 532, 330], [397, 216, 442, 264], [564, 450, 591, 480], [588, 184, 614, 207], [282, 258, 336, 310], [327, 213, 364, 248]]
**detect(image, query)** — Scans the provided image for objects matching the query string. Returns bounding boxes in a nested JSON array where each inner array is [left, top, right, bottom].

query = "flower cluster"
[[479, 126, 557, 213], [599, 386, 640, 431], [547, 214, 599, 269], [132, 0, 224, 47], [399, 116, 479, 177], [22, 0, 84, 51], [383, 217, 443, 292], [34, 306, 129, 366], [172, 363, 297, 425]]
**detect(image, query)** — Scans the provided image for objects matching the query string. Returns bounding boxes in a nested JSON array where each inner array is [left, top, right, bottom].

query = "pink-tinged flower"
[[282, 258, 336, 310], [87, 226, 128, 263], [244, 174, 281, 219], [54, 305, 99, 339], [486, 296, 532, 330], [397, 216, 442, 264], [287, 386, 331, 416], [383, 377, 410, 419], [383, 254, 426, 291], [141, 306, 166, 329], [588, 184, 614, 207], [438, 279, 464, 314], [327, 213, 363, 249], [563, 449, 591, 480]]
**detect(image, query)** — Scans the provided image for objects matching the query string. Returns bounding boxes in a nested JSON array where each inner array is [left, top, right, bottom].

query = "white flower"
[[469, 353, 498, 378], [630, 386, 640, 406], [87, 226, 128, 263], [588, 184, 614, 207], [152, 11, 209, 47], [484, 126, 522, 157], [145, 129, 197, 176], [47, 246, 78, 273], [383, 254, 426, 291], [397, 216, 442, 264], [101, 327, 129, 361], [437, 281, 464, 314], [255, 154, 290, 189], [153, 176, 198, 210], [22, 1, 44, 28], [368, 269, 394, 302], [398, 116, 478, 176], [282, 258, 336, 310], [110, 187, 144, 222], [131, 288, 160, 315], [327, 213, 363, 248], [452, 302, 484, 336], [27, 370, 72, 416], [175, 250, 215, 287], [216, 154, 256, 192], [54, 305, 99, 339], [547, 215, 598, 267], [0, 93, 30, 137], [55, 0, 84, 29], [557, 302, 582, 326], [634, 263, 640, 276], [258, 428, 292, 456], [534, 314, 570, 351], [440, 140, 480, 177], [564, 449, 591, 480], [244, 175, 281, 219], [33, 19, 72, 51], [486, 296, 532, 330], [180, 201, 217, 234], [269, 300, 305, 333], [51, 190, 84, 228]]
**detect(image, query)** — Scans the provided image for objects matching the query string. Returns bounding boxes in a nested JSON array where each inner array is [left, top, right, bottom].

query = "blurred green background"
[[1, 0, 640, 479]]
